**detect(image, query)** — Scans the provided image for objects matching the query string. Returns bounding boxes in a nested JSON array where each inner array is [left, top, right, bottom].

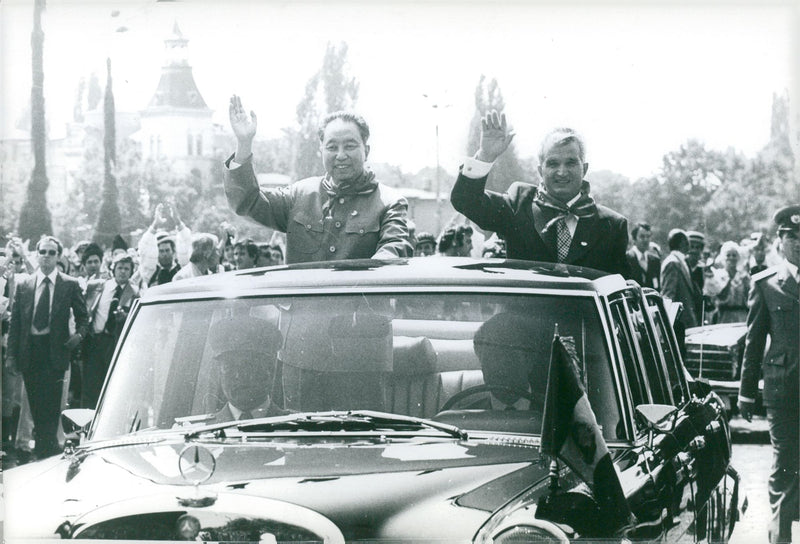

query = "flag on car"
[[540, 333, 632, 532]]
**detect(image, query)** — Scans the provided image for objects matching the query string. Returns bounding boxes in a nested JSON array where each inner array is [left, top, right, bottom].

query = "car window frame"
[[643, 290, 690, 406]]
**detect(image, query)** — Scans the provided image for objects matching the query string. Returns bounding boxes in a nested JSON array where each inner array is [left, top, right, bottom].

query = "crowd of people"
[[1, 100, 796, 543]]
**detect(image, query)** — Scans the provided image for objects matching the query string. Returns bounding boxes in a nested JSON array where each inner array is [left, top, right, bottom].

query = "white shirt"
[[93, 280, 125, 334], [31, 268, 58, 335], [461, 156, 579, 235]]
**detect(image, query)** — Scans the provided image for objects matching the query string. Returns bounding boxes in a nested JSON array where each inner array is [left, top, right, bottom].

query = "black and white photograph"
[[1, 0, 798, 541]]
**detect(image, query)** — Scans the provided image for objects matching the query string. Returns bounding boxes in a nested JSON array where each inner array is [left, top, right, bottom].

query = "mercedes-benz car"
[[684, 322, 765, 414], [4, 258, 743, 542]]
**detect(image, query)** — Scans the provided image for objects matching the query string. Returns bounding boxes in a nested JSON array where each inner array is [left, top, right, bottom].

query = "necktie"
[[104, 285, 124, 335], [33, 277, 51, 331], [555, 217, 571, 263]]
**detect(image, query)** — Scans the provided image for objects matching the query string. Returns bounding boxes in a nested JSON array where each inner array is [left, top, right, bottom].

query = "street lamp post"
[[422, 94, 451, 235]]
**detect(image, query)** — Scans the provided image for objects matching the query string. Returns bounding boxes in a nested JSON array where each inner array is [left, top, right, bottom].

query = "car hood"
[[5, 434, 550, 541], [685, 322, 747, 348]]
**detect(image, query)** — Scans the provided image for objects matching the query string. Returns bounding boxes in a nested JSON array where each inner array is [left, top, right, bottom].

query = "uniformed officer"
[[739, 204, 800, 543]]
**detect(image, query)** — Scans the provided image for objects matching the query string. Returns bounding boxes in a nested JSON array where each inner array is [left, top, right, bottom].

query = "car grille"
[[684, 344, 738, 380], [73, 513, 324, 542]]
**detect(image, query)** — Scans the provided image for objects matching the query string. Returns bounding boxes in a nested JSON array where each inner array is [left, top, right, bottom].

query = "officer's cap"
[[686, 231, 705, 244], [773, 205, 800, 235]]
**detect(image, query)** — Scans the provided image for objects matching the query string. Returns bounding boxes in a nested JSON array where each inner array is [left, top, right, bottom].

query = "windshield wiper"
[[183, 410, 467, 441], [346, 410, 469, 440]]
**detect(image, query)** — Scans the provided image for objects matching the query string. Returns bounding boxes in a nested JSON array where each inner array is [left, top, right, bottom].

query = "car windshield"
[[91, 292, 621, 442]]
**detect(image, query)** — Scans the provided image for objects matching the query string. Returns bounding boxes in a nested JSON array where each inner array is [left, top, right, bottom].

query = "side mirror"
[[635, 404, 678, 448], [61, 408, 95, 442], [689, 377, 712, 399]]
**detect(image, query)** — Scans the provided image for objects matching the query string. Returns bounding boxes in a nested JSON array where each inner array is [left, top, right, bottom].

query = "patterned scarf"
[[534, 180, 598, 234], [321, 170, 378, 217]]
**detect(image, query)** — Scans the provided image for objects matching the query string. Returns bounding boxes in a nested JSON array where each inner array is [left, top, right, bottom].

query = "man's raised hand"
[[229, 94, 257, 143], [475, 110, 515, 163]]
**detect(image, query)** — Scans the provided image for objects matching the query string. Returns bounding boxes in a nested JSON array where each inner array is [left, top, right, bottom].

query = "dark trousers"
[[81, 332, 115, 410], [767, 405, 800, 543], [22, 334, 65, 459]]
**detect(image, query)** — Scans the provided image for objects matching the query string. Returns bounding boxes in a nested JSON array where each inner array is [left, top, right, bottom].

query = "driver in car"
[[473, 312, 545, 411], [209, 316, 289, 422]]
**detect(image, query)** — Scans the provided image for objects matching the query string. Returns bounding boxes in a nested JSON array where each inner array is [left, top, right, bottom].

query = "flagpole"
[[548, 459, 560, 493]]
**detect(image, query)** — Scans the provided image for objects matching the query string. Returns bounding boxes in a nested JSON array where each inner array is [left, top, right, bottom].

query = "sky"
[[1, 0, 797, 181]]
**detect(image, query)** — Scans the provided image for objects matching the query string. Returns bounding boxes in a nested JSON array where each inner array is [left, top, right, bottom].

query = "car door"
[[607, 288, 698, 543], [644, 291, 734, 542]]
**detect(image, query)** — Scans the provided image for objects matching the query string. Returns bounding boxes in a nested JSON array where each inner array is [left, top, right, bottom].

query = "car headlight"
[[473, 490, 574, 544], [492, 519, 570, 543]]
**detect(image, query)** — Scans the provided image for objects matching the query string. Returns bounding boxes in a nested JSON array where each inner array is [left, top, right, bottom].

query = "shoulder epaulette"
[[752, 266, 778, 282]]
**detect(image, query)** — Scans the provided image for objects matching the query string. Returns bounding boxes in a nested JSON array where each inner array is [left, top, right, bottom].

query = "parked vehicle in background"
[[685, 322, 764, 414], [5, 258, 743, 542]]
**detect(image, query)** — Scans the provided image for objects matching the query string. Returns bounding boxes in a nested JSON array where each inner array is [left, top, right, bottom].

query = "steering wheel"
[[439, 384, 534, 411]]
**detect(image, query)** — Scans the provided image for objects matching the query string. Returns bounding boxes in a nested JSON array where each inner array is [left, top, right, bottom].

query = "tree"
[[18, 0, 53, 244], [93, 58, 122, 247], [586, 170, 637, 222], [73, 76, 86, 123], [292, 42, 359, 180], [466, 75, 526, 193], [87, 72, 102, 111]]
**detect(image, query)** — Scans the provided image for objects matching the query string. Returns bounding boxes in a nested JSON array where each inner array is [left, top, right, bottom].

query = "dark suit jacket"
[[7, 271, 89, 373], [660, 252, 700, 328], [86, 279, 139, 336], [739, 264, 799, 408], [451, 175, 630, 277], [626, 248, 661, 289]]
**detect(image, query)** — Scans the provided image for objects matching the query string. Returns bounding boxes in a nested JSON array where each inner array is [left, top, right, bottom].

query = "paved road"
[[729, 415, 798, 543]]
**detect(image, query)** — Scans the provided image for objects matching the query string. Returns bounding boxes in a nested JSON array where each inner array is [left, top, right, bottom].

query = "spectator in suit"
[[81, 253, 139, 409], [147, 233, 182, 287], [739, 205, 800, 544], [451, 110, 629, 276], [660, 229, 700, 357], [626, 223, 661, 289], [80, 242, 106, 284], [5, 236, 88, 459], [224, 95, 412, 263], [137, 204, 190, 288], [233, 239, 259, 270], [686, 230, 707, 319], [172, 233, 223, 281]]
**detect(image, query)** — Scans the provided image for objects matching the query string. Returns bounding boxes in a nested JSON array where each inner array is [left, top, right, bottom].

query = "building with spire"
[[133, 22, 220, 183]]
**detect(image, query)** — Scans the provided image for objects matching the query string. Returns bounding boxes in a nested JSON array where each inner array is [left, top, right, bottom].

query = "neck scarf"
[[534, 180, 597, 234], [321, 170, 378, 217]]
